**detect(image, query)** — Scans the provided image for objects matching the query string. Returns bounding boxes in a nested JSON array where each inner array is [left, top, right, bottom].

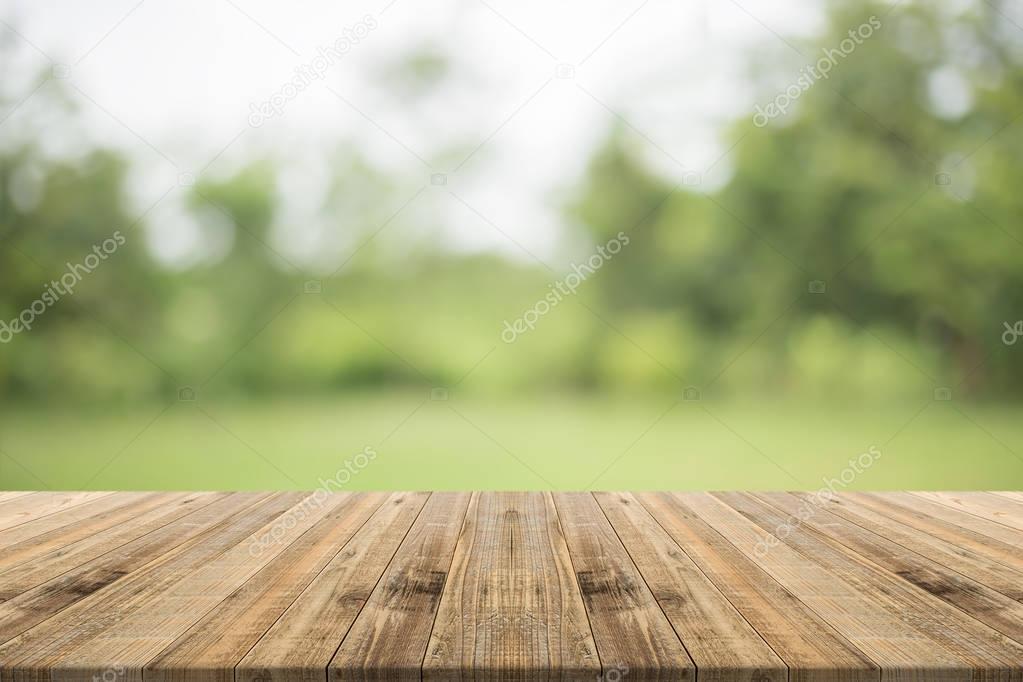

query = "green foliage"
[[567, 0, 1023, 396]]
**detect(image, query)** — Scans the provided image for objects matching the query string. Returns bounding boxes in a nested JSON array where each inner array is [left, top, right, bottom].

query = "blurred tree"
[[2, 0, 1022, 402], [568, 0, 1023, 395]]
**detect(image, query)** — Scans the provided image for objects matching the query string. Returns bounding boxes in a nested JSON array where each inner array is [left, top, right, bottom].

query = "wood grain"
[[328, 492, 471, 682], [848, 491, 1023, 572], [0, 491, 35, 504], [874, 491, 1023, 548], [0, 492, 197, 572], [795, 491, 1023, 601], [596, 492, 786, 682], [991, 491, 1023, 504], [0, 492, 112, 532], [636, 492, 877, 682], [754, 492, 1023, 643], [146, 492, 389, 682], [424, 492, 599, 682], [47, 492, 355, 682], [553, 493, 695, 682], [0, 491, 1021, 682], [0, 492, 290, 680], [911, 491, 1023, 534], [678, 492, 972, 680], [0, 491, 241, 642], [0, 492, 146, 551], [239, 492, 433, 682], [715, 492, 1023, 679]]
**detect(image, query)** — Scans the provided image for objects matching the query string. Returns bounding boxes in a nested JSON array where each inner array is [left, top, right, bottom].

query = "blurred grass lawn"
[[2, 393, 1021, 490]]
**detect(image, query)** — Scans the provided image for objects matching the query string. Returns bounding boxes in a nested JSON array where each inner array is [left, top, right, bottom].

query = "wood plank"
[[0, 491, 1021, 682], [0, 492, 148, 551], [327, 492, 472, 682], [848, 492, 1023, 572], [0, 492, 35, 504], [801, 492, 1023, 601], [754, 492, 1023, 645], [424, 492, 600, 682], [0, 492, 191, 570], [636, 492, 878, 682], [552, 493, 694, 682], [0, 491, 293, 677], [990, 491, 1023, 504], [40, 493, 362, 682], [911, 492, 1023, 534], [237, 492, 434, 682], [0, 492, 113, 531], [145, 492, 389, 682], [596, 492, 786, 682], [714, 492, 1023, 679], [676, 492, 975, 681], [0, 492, 226, 606]]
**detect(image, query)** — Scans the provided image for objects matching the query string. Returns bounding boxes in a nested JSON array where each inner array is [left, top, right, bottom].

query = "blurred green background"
[[1, 0, 1021, 490]]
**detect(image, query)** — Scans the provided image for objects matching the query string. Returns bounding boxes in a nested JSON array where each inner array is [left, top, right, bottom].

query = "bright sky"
[[2, 0, 825, 270]]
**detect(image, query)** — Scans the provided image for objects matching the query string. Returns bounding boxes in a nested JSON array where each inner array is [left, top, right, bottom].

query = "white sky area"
[[3, 0, 831, 271]]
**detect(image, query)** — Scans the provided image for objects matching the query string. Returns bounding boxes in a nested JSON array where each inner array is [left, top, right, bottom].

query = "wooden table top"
[[0, 491, 1021, 682]]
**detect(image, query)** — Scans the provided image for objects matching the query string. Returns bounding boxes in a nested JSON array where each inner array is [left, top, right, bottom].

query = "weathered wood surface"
[[0, 491, 1021, 682]]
